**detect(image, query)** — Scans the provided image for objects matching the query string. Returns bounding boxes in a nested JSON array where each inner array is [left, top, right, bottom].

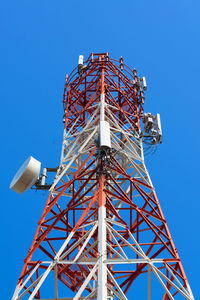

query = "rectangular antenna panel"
[[99, 121, 111, 148], [155, 113, 162, 142]]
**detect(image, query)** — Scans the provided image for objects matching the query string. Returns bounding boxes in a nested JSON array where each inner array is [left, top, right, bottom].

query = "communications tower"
[[11, 53, 194, 300]]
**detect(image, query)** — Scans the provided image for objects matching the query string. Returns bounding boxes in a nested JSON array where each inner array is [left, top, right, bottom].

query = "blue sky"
[[0, 0, 199, 298]]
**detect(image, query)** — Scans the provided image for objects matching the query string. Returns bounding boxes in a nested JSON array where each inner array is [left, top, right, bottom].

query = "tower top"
[[63, 52, 146, 134]]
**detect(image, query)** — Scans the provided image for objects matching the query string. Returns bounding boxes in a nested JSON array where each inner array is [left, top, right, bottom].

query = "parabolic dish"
[[10, 156, 41, 194]]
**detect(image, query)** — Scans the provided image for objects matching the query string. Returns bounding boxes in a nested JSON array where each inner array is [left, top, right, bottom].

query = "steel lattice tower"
[[12, 53, 194, 300]]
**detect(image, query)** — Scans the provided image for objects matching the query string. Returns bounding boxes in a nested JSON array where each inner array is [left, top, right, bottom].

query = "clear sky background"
[[0, 0, 199, 299]]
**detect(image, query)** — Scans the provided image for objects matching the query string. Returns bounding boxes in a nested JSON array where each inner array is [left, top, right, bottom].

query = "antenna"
[[10, 157, 58, 193], [10, 156, 41, 194]]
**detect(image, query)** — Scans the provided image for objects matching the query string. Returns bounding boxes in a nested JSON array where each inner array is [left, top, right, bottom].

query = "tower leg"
[[148, 265, 151, 300], [97, 174, 107, 300]]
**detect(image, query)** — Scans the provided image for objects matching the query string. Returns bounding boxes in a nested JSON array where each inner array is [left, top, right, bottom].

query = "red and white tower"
[[11, 53, 194, 300]]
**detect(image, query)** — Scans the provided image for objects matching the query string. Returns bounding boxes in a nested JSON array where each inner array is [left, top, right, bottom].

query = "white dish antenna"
[[10, 156, 41, 194]]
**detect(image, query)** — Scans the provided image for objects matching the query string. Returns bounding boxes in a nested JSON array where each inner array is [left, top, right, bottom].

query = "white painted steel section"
[[55, 231, 74, 260], [73, 224, 97, 262], [17, 275, 43, 300], [98, 91, 108, 300], [14, 263, 40, 296], [28, 263, 54, 300], [97, 205, 107, 300], [50, 126, 98, 191], [151, 265, 192, 300], [10, 156, 41, 194], [186, 284, 195, 300], [107, 226, 128, 259], [74, 261, 99, 300], [107, 268, 128, 300], [151, 267, 174, 300], [59, 229, 94, 261], [148, 265, 151, 300], [165, 264, 189, 296], [12, 284, 20, 300]]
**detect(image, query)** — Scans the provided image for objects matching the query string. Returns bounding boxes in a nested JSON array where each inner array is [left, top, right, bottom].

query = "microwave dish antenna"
[[10, 156, 41, 194]]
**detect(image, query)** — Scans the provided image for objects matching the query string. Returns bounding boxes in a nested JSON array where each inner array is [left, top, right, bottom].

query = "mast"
[[11, 53, 194, 300]]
